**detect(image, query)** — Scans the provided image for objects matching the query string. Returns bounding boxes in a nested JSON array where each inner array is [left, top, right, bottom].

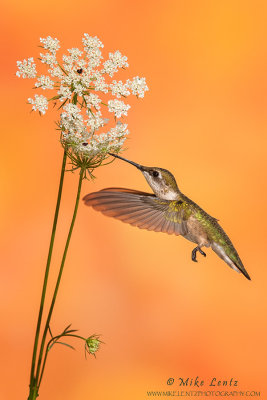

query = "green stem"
[[28, 149, 67, 400], [35, 168, 85, 391]]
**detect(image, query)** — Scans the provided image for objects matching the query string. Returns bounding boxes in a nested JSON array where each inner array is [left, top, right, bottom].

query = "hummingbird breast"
[[183, 215, 211, 247]]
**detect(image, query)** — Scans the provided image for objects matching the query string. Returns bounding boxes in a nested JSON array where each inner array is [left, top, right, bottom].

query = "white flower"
[[109, 50, 128, 68], [40, 36, 60, 53], [60, 104, 87, 137], [73, 82, 84, 96], [57, 85, 72, 101], [62, 71, 84, 95], [109, 122, 129, 138], [63, 103, 81, 119], [87, 47, 103, 68], [40, 52, 57, 66], [68, 48, 83, 60], [108, 99, 130, 118], [16, 58, 37, 79], [62, 54, 74, 67], [92, 71, 108, 93], [102, 60, 116, 77], [17, 33, 149, 161], [80, 72, 92, 88], [48, 66, 64, 78], [84, 93, 101, 110], [35, 75, 54, 90], [87, 111, 106, 132], [127, 76, 148, 98], [77, 59, 87, 69], [90, 122, 129, 153], [75, 141, 97, 156], [110, 80, 130, 98], [82, 34, 104, 51], [102, 51, 128, 77], [28, 94, 48, 115], [61, 70, 75, 85]]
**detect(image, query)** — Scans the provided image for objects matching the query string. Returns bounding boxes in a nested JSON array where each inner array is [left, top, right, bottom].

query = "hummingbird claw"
[[191, 246, 206, 262], [199, 248, 206, 257], [191, 247, 198, 262]]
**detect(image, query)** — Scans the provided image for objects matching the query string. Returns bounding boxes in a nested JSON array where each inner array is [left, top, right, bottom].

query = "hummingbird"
[[83, 153, 250, 280]]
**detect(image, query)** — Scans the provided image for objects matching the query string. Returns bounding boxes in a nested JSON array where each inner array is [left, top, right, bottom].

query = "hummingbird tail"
[[211, 242, 251, 280]]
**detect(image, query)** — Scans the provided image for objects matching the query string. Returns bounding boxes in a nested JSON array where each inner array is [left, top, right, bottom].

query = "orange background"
[[1, 1, 267, 399]]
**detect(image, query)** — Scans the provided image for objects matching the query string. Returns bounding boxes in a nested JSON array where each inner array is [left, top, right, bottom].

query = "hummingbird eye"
[[152, 170, 159, 177]]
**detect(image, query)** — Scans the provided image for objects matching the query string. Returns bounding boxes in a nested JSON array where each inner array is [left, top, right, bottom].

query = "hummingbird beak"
[[109, 153, 144, 170]]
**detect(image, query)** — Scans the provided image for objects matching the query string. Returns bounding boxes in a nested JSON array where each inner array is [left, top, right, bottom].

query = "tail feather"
[[211, 242, 251, 280]]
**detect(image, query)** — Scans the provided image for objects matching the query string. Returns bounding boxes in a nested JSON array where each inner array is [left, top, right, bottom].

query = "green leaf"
[[57, 98, 68, 110], [49, 95, 61, 101], [54, 341, 76, 351], [72, 93, 78, 105], [65, 329, 78, 334], [63, 324, 72, 332]]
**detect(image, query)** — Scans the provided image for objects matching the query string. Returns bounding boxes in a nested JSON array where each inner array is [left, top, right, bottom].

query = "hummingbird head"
[[109, 153, 180, 200]]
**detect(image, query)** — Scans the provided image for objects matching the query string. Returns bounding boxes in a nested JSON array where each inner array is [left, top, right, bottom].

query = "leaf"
[[49, 95, 61, 101], [48, 340, 75, 352], [57, 98, 68, 110], [63, 324, 72, 333], [72, 93, 78, 105], [54, 341, 76, 351], [65, 329, 78, 334]]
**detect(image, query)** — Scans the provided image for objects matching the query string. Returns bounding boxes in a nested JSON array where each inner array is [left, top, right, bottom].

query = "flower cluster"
[[85, 335, 103, 358], [16, 34, 148, 168]]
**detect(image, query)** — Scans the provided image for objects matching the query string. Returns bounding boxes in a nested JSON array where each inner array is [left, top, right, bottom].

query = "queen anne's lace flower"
[[17, 34, 148, 164], [110, 80, 130, 98], [92, 71, 109, 93], [87, 111, 106, 132], [109, 51, 128, 68], [87, 47, 103, 69], [40, 36, 60, 53], [16, 58, 37, 79], [84, 93, 102, 110], [127, 76, 149, 98], [58, 85, 72, 101], [102, 50, 129, 77], [48, 66, 64, 78], [68, 48, 83, 60], [63, 103, 82, 118], [35, 75, 54, 90], [28, 94, 48, 115], [82, 34, 104, 51], [108, 99, 131, 118], [40, 52, 57, 66]]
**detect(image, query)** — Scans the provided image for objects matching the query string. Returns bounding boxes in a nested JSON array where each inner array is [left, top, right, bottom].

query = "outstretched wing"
[[83, 188, 188, 236]]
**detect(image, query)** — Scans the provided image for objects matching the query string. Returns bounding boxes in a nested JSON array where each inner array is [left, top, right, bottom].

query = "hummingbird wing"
[[83, 188, 188, 236]]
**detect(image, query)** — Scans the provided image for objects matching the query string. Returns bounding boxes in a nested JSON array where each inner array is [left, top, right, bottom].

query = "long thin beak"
[[109, 153, 143, 170]]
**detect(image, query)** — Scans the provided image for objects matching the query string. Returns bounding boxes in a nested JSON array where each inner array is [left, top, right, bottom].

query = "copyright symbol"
[[167, 378, 174, 385]]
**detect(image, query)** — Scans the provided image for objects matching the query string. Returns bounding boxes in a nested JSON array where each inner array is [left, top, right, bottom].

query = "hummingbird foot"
[[191, 246, 206, 262]]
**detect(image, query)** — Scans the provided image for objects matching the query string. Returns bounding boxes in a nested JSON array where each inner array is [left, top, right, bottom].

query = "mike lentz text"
[[177, 377, 238, 387]]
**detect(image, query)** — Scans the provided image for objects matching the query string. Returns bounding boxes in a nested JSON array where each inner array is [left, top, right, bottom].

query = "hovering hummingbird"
[[83, 153, 250, 280]]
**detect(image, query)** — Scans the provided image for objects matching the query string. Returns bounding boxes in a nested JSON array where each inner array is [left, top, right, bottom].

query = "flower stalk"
[[35, 167, 85, 390], [28, 148, 67, 399], [28, 167, 85, 400], [17, 34, 148, 400]]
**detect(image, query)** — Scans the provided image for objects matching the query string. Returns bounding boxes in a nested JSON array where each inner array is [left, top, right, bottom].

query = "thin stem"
[[35, 168, 85, 390], [28, 149, 67, 398]]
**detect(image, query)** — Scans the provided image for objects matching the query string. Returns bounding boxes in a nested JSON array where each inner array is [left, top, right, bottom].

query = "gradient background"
[[1, 1, 267, 399]]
